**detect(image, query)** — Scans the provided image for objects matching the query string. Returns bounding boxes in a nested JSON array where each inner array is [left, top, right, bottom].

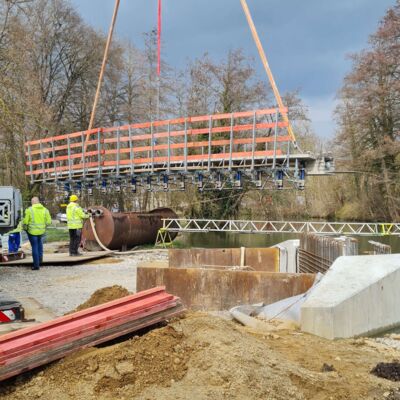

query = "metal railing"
[[368, 240, 392, 254], [24, 108, 315, 183], [162, 218, 400, 236], [298, 233, 358, 273]]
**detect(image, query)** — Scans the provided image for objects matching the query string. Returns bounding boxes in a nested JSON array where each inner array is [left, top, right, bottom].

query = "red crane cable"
[[157, 0, 162, 76]]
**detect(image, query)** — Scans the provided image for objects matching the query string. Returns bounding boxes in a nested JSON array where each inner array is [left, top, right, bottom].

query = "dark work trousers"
[[28, 234, 44, 269], [69, 229, 82, 255]]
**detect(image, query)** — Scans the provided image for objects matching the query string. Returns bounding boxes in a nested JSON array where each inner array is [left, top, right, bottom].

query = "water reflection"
[[181, 232, 400, 254]]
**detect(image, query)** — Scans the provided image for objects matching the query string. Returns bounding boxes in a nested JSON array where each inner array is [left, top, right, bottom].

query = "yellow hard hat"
[[70, 194, 78, 202]]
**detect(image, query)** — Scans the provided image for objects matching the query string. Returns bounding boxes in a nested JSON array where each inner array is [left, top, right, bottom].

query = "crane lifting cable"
[[85, 0, 297, 153], [156, 0, 162, 120], [88, 0, 120, 132], [157, 0, 162, 77], [240, 0, 298, 147], [83, 0, 120, 161]]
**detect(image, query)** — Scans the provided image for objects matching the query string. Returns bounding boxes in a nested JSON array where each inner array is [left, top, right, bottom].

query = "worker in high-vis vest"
[[66, 195, 89, 256], [23, 197, 51, 270]]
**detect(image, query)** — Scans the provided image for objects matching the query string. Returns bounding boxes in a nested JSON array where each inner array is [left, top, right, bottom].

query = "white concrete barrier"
[[301, 254, 400, 339], [273, 239, 299, 273]]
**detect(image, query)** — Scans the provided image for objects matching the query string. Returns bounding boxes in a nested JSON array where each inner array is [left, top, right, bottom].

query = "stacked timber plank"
[[0, 287, 184, 382]]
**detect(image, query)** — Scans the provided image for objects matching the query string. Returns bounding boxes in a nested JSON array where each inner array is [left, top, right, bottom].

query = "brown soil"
[[86, 257, 123, 265], [74, 285, 131, 312], [1, 313, 399, 400]]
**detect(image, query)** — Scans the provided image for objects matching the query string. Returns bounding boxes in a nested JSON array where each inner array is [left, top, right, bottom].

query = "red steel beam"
[[0, 287, 185, 381], [2, 299, 178, 366]]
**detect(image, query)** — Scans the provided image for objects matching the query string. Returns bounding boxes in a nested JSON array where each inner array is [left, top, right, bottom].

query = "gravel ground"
[[0, 251, 168, 316], [374, 337, 400, 351]]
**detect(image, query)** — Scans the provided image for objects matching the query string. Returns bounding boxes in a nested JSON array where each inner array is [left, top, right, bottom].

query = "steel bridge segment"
[[36, 154, 313, 177], [24, 108, 334, 188], [162, 219, 400, 236]]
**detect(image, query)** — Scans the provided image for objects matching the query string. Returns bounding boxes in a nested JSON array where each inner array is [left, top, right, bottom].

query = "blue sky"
[[70, 0, 395, 138]]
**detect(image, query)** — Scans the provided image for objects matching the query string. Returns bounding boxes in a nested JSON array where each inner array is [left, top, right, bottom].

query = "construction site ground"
[[0, 242, 167, 316], [1, 311, 400, 400], [1, 244, 400, 400]]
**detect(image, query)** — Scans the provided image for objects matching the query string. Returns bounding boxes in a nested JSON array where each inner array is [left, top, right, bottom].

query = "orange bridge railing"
[[25, 108, 292, 182]]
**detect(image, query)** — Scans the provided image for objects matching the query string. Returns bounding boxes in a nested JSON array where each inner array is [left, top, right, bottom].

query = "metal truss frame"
[[25, 108, 334, 187], [162, 218, 400, 236]]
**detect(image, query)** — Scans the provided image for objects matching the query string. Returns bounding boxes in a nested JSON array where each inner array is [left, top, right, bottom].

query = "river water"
[[181, 232, 400, 254]]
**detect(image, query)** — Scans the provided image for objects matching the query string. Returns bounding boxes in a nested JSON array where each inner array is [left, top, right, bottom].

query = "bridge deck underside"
[[36, 153, 315, 182]]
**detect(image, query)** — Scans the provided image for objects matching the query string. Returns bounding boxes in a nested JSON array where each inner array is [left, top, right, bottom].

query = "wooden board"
[[0, 251, 112, 266]]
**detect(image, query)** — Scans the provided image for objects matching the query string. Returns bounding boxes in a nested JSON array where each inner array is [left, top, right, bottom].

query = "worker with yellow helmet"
[[66, 194, 89, 256]]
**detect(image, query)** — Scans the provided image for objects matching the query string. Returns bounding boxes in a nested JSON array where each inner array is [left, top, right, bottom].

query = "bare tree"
[[185, 49, 270, 219], [335, 0, 400, 221]]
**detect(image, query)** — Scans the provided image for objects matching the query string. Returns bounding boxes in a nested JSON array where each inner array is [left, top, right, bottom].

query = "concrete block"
[[137, 265, 315, 311], [272, 240, 299, 273], [301, 254, 400, 339]]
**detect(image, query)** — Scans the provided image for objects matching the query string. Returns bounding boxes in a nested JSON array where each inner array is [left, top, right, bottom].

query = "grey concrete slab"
[[301, 254, 400, 339]]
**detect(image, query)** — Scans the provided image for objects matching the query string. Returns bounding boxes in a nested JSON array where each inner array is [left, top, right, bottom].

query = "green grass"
[[153, 239, 187, 249], [169, 240, 186, 248], [122, 239, 187, 251], [44, 227, 69, 243], [42, 229, 187, 247]]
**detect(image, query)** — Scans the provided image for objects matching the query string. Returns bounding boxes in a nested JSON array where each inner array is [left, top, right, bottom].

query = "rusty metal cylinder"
[[82, 207, 178, 251]]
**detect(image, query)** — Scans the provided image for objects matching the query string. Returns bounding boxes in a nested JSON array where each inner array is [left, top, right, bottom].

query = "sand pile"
[[1, 312, 400, 400], [74, 285, 131, 312]]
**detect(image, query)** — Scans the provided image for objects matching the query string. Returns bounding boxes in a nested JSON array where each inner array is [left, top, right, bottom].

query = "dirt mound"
[[92, 325, 190, 396], [57, 324, 190, 398], [74, 285, 131, 312], [371, 362, 400, 381], [1, 313, 400, 400]]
